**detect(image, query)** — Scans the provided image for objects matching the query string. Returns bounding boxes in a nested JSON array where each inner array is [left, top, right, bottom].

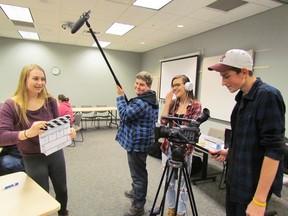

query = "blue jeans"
[[127, 151, 148, 208], [0, 155, 25, 176], [162, 149, 192, 215]]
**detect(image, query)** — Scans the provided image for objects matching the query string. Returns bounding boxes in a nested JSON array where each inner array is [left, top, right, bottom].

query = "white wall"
[[0, 38, 142, 107]]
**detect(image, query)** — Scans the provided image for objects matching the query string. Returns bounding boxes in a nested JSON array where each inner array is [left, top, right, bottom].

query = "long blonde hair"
[[13, 64, 52, 125]]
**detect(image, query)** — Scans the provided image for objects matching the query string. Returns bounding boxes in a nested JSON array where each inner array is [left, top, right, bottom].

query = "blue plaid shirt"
[[227, 77, 286, 204], [115, 91, 159, 152]]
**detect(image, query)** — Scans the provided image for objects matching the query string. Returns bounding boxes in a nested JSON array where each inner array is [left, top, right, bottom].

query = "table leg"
[[108, 110, 118, 128], [191, 153, 217, 184]]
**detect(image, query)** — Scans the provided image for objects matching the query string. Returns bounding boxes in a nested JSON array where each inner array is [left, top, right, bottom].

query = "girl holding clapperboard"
[[0, 64, 76, 216]]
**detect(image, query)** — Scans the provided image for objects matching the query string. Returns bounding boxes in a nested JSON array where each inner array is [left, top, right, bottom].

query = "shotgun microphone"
[[71, 10, 91, 34]]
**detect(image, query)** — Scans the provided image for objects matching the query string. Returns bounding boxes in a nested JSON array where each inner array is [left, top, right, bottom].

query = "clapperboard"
[[39, 115, 71, 156]]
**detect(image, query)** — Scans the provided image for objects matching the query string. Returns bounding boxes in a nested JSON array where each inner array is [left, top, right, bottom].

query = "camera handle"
[[149, 158, 198, 216], [177, 132, 213, 156]]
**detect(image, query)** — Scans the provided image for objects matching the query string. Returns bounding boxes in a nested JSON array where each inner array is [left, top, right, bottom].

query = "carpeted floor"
[[50, 125, 288, 216]]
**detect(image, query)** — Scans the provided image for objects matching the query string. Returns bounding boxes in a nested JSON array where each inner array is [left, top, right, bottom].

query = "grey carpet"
[[49, 126, 288, 216]]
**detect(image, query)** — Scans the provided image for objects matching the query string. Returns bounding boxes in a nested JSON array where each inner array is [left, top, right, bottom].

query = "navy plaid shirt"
[[115, 91, 159, 152], [227, 77, 286, 204]]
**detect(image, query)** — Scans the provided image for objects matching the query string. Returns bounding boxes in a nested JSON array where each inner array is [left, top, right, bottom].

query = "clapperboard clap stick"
[[43, 115, 71, 130], [71, 10, 128, 103]]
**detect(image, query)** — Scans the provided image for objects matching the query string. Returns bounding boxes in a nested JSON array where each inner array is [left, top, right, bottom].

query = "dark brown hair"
[[58, 94, 69, 102]]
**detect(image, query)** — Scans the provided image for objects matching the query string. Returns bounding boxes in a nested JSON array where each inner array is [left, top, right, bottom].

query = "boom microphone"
[[71, 10, 91, 34], [69, 10, 128, 102]]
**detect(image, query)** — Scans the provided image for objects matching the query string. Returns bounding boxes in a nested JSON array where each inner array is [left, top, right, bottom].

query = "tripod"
[[149, 157, 198, 216]]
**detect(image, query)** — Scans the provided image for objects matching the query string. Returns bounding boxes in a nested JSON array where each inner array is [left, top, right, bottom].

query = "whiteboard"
[[200, 55, 237, 121], [160, 55, 198, 99]]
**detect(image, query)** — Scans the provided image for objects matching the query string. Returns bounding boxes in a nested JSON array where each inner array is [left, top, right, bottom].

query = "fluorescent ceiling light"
[[92, 41, 111, 48], [133, 0, 172, 10], [0, 4, 33, 22], [18, 31, 39, 40], [105, 23, 135, 36]]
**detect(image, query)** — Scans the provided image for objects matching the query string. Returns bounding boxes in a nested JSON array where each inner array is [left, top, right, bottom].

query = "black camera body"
[[155, 108, 210, 161], [155, 121, 201, 144]]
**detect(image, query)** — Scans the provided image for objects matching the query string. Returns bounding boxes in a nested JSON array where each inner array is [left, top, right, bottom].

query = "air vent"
[[207, 0, 248, 12], [12, 20, 35, 28]]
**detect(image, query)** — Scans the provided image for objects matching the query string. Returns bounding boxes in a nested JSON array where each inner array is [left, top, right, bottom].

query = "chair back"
[[96, 105, 108, 113], [71, 113, 84, 145], [73, 113, 82, 128], [80, 105, 93, 113]]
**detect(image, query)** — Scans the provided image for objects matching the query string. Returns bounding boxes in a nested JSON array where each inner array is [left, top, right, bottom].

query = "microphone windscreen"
[[71, 10, 91, 34]]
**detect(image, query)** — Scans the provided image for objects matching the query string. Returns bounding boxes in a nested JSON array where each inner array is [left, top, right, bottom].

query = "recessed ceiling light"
[[105, 23, 135, 36], [18, 31, 39, 40], [177, 24, 184, 28], [140, 42, 145, 45], [0, 4, 33, 22], [133, 0, 172, 10], [92, 41, 111, 48]]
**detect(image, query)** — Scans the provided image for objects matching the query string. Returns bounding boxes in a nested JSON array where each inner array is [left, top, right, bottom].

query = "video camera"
[[155, 108, 210, 161]]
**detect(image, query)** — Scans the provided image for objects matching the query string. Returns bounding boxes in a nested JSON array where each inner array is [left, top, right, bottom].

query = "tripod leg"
[[173, 162, 198, 216], [150, 159, 175, 216], [183, 163, 198, 216], [150, 159, 198, 216], [150, 160, 168, 215], [174, 166, 182, 215]]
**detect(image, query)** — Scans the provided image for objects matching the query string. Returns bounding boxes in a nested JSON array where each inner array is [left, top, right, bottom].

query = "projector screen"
[[160, 55, 198, 99]]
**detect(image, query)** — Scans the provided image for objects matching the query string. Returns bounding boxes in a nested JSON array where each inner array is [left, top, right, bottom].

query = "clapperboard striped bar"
[[39, 115, 72, 156], [44, 115, 71, 130]]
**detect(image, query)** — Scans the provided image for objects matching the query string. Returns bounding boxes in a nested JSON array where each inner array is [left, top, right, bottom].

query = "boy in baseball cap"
[[208, 49, 286, 216]]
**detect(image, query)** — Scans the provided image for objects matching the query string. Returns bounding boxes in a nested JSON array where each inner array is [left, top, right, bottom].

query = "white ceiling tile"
[[116, 5, 157, 25], [0, 0, 284, 53], [90, 0, 130, 20], [124, 26, 156, 39], [161, 17, 205, 33], [139, 12, 182, 28]]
